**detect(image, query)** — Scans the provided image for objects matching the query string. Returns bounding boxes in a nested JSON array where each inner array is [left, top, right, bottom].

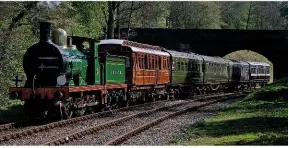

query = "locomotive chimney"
[[39, 21, 52, 42]]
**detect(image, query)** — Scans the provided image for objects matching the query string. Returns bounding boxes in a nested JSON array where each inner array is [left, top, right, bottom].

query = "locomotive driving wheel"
[[62, 101, 74, 119], [75, 109, 85, 116]]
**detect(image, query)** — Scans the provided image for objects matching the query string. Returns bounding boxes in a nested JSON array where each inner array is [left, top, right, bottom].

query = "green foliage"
[[245, 77, 287, 101], [129, 2, 170, 28], [171, 78, 288, 145], [168, 2, 221, 29], [0, 99, 24, 124], [220, 2, 251, 29], [69, 2, 107, 39]]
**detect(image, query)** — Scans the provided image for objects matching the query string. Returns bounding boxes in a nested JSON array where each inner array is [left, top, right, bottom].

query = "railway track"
[[0, 91, 249, 145], [0, 120, 30, 133], [104, 94, 243, 145], [43, 92, 246, 145], [0, 91, 227, 134], [0, 99, 167, 135], [0, 99, 174, 144]]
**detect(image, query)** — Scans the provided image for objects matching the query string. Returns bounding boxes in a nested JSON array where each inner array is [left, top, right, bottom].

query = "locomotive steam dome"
[[52, 28, 68, 47]]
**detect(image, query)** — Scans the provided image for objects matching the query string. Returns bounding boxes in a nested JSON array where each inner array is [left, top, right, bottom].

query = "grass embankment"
[[223, 50, 274, 83], [172, 78, 288, 145]]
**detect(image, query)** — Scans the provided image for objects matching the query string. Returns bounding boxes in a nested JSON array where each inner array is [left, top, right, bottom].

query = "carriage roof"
[[230, 59, 250, 66], [199, 55, 229, 64], [99, 39, 170, 56], [247, 61, 270, 66], [163, 49, 203, 61]]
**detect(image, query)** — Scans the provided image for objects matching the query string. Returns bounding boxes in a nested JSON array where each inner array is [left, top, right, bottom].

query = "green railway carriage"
[[199, 55, 232, 85], [230, 60, 250, 83], [164, 50, 203, 85]]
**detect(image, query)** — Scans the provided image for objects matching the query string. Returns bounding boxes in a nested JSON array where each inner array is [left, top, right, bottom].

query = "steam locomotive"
[[8, 21, 270, 120]]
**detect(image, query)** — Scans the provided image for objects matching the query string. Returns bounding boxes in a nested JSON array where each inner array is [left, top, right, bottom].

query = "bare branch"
[[118, 2, 147, 14], [8, 2, 38, 30], [30, 8, 41, 22], [115, 1, 124, 9], [102, 8, 108, 24]]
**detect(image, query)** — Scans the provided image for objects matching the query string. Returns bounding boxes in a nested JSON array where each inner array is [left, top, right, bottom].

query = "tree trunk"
[[107, 1, 116, 39], [245, 2, 252, 29], [127, 2, 134, 39], [115, 6, 120, 39]]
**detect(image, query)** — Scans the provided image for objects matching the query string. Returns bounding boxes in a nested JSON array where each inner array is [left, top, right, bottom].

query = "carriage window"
[[152, 55, 154, 70], [153, 56, 156, 70], [155, 56, 157, 70], [141, 55, 144, 69], [138, 55, 141, 69], [167, 57, 170, 69], [158, 56, 161, 70], [251, 67, 256, 74], [184, 63, 188, 71], [144, 55, 148, 69], [162, 57, 166, 70], [133, 54, 136, 68], [149, 55, 151, 70], [177, 62, 181, 71], [164, 57, 166, 70], [266, 66, 270, 74]]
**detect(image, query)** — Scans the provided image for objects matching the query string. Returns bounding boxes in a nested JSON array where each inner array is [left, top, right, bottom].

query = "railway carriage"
[[199, 55, 233, 92], [98, 39, 171, 103], [247, 61, 270, 86], [163, 50, 203, 97], [230, 60, 250, 89]]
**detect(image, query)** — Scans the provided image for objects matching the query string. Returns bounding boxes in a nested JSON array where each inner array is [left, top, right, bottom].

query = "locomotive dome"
[[52, 28, 68, 47]]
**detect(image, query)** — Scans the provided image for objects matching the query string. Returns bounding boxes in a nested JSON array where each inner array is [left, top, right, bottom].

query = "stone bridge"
[[118, 28, 288, 80]]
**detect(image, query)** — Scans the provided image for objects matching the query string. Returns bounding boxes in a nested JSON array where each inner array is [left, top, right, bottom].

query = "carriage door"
[[154, 55, 158, 84]]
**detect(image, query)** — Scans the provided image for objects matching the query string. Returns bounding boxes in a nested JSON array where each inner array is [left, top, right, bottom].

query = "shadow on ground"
[[0, 104, 25, 124]]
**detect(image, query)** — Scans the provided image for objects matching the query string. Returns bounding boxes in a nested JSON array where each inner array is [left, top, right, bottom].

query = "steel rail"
[[43, 92, 244, 145], [104, 93, 246, 145]]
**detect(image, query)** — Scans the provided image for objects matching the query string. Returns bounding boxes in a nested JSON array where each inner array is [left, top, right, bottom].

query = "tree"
[[128, 2, 170, 28], [168, 2, 221, 29], [105, 1, 148, 39], [244, 2, 287, 30], [220, 2, 251, 29]]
